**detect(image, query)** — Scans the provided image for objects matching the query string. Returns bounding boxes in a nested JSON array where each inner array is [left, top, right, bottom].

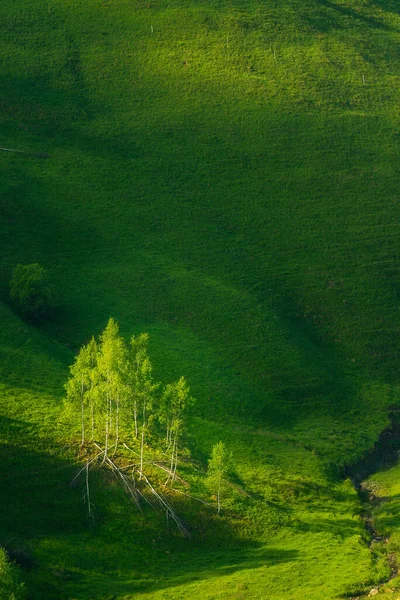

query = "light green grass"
[[360, 463, 400, 599], [2, 0, 400, 597]]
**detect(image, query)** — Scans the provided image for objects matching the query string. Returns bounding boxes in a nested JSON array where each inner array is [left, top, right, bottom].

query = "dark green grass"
[[2, 0, 400, 597]]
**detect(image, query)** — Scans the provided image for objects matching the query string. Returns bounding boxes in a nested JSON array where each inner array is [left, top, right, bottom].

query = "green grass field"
[[2, 0, 400, 597]]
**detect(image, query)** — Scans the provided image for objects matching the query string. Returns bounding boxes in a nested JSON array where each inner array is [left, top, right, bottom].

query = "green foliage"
[[206, 441, 233, 514], [0, 548, 25, 600], [63, 318, 193, 482], [161, 377, 194, 479], [65, 336, 98, 444], [9, 264, 55, 320]]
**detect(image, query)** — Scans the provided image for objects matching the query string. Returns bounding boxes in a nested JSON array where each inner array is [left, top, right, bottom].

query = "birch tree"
[[96, 318, 126, 460], [136, 356, 158, 476], [163, 377, 193, 484], [86, 337, 99, 441], [128, 333, 149, 440], [65, 340, 95, 446], [160, 383, 173, 449], [206, 441, 232, 514]]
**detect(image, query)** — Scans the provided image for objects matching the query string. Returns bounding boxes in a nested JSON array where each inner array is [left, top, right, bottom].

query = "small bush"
[[10, 263, 55, 320], [0, 547, 25, 600]]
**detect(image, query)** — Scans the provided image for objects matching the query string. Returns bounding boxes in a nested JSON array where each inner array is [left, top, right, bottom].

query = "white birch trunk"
[[80, 379, 85, 446], [172, 432, 179, 481], [103, 393, 110, 463], [114, 393, 120, 455], [86, 460, 92, 519], [134, 399, 138, 439], [139, 397, 146, 479], [91, 402, 94, 441]]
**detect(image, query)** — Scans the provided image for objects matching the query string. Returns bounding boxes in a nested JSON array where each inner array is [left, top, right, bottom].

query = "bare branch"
[[138, 470, 190, 537], [152, 462, 189, 486], [171, 488, 212, 506], [69, 450, 104, 488]]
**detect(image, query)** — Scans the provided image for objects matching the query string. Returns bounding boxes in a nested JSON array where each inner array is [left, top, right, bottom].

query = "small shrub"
[[0, 547, 25, 600], [10, 263, 56, 320]]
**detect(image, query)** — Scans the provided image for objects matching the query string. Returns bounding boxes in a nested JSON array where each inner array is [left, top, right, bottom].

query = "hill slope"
[[1, 0, 400, 597]]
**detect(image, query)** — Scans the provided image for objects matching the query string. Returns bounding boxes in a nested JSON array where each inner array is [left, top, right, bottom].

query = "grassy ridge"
[[1, 0, 400, 597]]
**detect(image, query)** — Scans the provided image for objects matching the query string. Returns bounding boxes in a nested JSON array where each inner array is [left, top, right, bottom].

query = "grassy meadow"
[[2, 0, 400, 597]]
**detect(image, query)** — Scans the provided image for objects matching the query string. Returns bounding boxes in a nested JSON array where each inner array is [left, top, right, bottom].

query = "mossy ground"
[[1, 0, 400, 598]]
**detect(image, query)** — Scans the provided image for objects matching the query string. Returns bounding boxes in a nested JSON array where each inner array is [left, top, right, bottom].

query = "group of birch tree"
[[64, 318, 235, 527], [64, 318, 193, 485]]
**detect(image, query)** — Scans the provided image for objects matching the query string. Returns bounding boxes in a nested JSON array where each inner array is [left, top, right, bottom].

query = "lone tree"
[[206, 441, 232, 514], [10, 263, 55, 320]]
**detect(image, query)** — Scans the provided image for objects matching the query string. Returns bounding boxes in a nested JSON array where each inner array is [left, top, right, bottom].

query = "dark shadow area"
[[0, 416, 299, 600], [0, 441, 84, 541], [294, 514, 362, 537], [284, 479, 365, 537], [62, 543, 299, 600], [256, 290, 356, 423], [0, 420, 86, 599], [343, 412, 400, 486], [372, 0, 400, 17], [312, 0, 397, 32]]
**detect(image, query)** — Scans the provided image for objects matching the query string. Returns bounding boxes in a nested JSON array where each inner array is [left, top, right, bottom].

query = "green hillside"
[[1, 0, 400, 597]]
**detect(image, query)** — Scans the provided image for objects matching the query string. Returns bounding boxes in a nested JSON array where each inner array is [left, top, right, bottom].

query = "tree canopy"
[[206, 441, 232, 514], [63, 318, 197, 531]]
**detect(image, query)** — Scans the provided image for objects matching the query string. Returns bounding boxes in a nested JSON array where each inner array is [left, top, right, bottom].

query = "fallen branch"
[[123, 442, 139, 455], [152, 462, 189, 487], [0, 147, 50, 158], [0, 147, 27, 154], [117, 463, 137, 471], [137, 469, 190, 537], [72, 442, 190, 535], [171, 488, 212, 506], [227, 480, 251, 498], [84, 460, 94, 520], [105, 456, 142, 509], [123, 443, 188, 486], [69, 450, 104, 488], [93, 443, 143, 510]]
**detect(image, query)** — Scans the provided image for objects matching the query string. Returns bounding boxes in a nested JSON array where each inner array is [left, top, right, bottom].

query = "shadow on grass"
[[255, 290, 356, 427], [293, 514, 362, 538], [373, 0, 400, 16], [311, 0, 398, 32], [0, 416, 299, 599], [62, 543, 299, 600], [0, 440, 84, 542], [344, 416, 400, 485]]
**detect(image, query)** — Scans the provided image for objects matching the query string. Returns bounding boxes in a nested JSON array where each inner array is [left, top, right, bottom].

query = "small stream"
[[343, 412, 400, 594]]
